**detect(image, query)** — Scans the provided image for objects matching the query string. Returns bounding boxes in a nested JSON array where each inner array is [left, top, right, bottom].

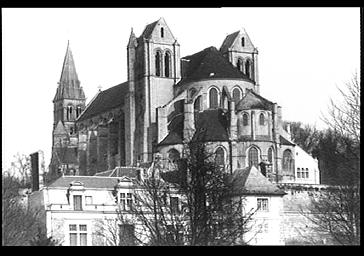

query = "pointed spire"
[[54, 41, 85, 102], [60, 40, 79, 85], [128, 27, 137, 48]]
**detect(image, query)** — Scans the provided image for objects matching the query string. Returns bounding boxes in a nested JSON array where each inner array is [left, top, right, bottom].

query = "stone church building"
[[49, 17, 320, 186]]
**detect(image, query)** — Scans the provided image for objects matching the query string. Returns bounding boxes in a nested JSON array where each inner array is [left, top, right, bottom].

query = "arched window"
[[236, 58, 243, 72], [259, 113, 265, 125], [268, 148, 273, 164], [67, 105, 73, 121], [76, 106, 82, 118], [161, 27, 164, 38], [241, 37, 245, 47], [164, 51, 171, 78], [155, 51, 161, 77], [232, 87, 241, 103], [242, 113, 249, 126], [282, 149, 294, 173], [209, 87, 219, 109], [168, 149, 180, 165], [245, 59, 251, 79], [248, 147, 259, 167], [215, 147, 225, 168]]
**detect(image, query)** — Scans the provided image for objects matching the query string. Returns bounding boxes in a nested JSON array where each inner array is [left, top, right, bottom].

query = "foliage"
[[29, 228, 59, 246]]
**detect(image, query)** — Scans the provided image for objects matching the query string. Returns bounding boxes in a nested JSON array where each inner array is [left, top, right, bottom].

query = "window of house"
[[166, 224, 183, 244], [241, 37, 245, 47], [215, 147, 225, 168], [120, 193, 133, 211], [164, 52, 171, 77], [305, 168, 309, 178], [69, 224, 88, 246], [248, 147, 259, 167], [85, 196, 93, 205], [119, 224, 135, 246], [155, 51, 161, 77], [242, 113, 249, 126], [297, 168, 301, 178], [257, 198, 269, 212], [232, 87, 241, 103], [161, 27, 164, 38], [209, 87, 218, 109], [73, 195, 82, 211], [170, 196, 179, 214], [168, 149, 180, 165], [258, 223, 269, 234], [259, 113, 265, 125]]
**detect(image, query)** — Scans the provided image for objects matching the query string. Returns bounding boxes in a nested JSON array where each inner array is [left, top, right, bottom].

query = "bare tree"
[[302, 73, 360, 245], [5, 153, 31, 187], [2, 172, 46, 246]]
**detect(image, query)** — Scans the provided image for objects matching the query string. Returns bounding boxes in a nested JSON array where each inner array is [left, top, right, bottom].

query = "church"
[[49, 17, 320, 186]]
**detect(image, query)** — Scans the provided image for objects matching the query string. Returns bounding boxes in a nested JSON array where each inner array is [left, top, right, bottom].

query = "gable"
[[53, 121, 68, 135], [141, 18, 176, 44], [236, 89, 274, 111]]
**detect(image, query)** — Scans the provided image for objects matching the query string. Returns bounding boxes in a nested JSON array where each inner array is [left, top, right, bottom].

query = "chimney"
[[30, 151, 43, 191]]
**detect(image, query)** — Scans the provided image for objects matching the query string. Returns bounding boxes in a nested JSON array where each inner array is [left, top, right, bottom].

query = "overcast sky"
[[2, 7, 360, 171]]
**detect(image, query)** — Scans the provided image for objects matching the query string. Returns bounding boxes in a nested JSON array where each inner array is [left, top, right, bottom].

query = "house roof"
[[236, 89, 274, 111], [48, 176, 121, 189], [94, 167, 141, 179], [230, 166, 286, 196], [176, 46, 252, 87], [77, 82, 128, 122]]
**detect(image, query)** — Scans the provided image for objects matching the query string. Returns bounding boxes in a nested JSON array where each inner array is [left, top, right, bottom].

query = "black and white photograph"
[[2, 7, 360, 246]]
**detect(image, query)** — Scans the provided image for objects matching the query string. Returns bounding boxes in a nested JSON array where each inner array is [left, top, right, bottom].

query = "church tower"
[[220, 29, 260, 93], [125, 18, 181, 164], [49, 42, 86, 178]]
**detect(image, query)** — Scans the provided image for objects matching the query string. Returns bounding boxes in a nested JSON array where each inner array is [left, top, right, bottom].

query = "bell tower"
[[126, 18, 181, 164], [220, 29, 260, 93], [49, 41, 86, 179]]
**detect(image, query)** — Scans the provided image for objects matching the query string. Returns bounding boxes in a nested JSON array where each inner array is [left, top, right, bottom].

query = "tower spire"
[[53, 42, 85, 102]]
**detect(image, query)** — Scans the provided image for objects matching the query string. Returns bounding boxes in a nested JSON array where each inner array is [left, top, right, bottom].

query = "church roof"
[[54, 42, 85, 102], [53, 121, 68, 136], [220, 31, 240, 54], [141, 20, 159, 39], [280, 135, 295, 146], [53, 147, 78, 165], [230, 166, 286, 196], [236, 89, 274, 111], [77, 82, 128, 122], [176, 46, 252, 87], [158, 108, 230, 146]]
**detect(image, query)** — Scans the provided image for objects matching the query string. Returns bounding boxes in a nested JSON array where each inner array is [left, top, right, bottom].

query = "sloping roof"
[[192, 109, 230, 142], [236, 89, 274, 111], [94, 167, 141, 178], [220, 31, 240, 54], [280, 135, 295, 146], [78, 82, 128, 122], [141, 20, 158, 39], [53, 147, 78, 165], [48, 176, 120, 189], [158, 108, 230, 146], [177, 46, 252, 87], [231, 166, 286, 196], [53, 121, 68, 136]]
